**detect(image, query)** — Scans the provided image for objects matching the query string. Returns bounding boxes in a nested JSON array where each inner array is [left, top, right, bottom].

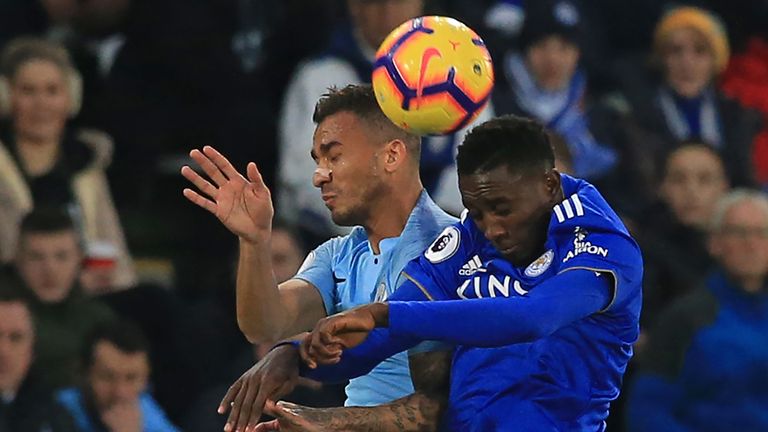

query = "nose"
[[480, 217, 506, 243], [113, 380, 136, 402], [313, 167, 332, 188]]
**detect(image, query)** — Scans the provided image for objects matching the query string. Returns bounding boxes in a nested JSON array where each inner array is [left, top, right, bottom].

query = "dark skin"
[[302, 165, 563, 365], [218, 342, 451, 432]]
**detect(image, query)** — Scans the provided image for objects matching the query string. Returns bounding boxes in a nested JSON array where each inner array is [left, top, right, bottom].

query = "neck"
[[739, 275, 765, 295], [364, 180, 422, 254], [15, 135, 61, 176]]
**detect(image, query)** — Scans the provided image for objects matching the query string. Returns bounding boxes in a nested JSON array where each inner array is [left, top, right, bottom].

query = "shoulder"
[[552, 176, 631, 237], [75, 128, 114, 170], [55, 387, 84, 412], [303, 228, 367, 268], [403, 193, 459, 241], [139, 392, 178, 429], [421, 217, 480, 266]]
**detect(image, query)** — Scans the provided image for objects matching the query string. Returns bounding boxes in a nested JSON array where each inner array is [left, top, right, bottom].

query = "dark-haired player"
[[290, 115, 643, 431]]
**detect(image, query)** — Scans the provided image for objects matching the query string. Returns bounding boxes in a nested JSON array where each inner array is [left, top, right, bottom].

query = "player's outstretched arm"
[[387, 269, 612, 347], [255, 350, 451, 432], [181, 146, 325, 342], [306, 269, 613, 354]]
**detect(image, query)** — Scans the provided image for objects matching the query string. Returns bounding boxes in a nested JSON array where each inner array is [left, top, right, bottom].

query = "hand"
[[254, 401, 339, 432], [181, 146, 274, 244], [101, 401, 142, 432], [219, 344, 301, 432], [300, 303, 388, 368]]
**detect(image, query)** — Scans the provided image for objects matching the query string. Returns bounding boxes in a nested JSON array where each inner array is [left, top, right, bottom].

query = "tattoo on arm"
[[304, 351, 452, 431]]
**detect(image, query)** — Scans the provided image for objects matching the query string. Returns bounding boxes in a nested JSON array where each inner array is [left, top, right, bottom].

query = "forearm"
[[302, 328, 420, 382], [297, 392, 442, 432], [236, 238, 286, 342]]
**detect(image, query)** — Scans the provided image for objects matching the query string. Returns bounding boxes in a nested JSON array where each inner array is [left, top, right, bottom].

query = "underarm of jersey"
[[387, 269, 612, 347], [300, 327, 421, 383]]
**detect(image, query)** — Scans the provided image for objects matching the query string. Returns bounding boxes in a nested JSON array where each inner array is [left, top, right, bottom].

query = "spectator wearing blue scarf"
[[492, 0, 618, 181]]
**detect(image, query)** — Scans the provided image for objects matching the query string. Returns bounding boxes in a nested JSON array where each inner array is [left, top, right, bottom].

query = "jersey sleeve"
[[293, 238, 339, 316], [387, 268, 612, 347], [399, 222, 475, 301], [390, 274, 454, 356], [551, 189, 643, 312], [555, 226, 643, 313]]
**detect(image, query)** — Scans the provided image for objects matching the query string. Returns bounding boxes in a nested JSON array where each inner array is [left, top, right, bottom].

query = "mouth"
[[321, 194, 336, 206], [496, 244, 517, 256]]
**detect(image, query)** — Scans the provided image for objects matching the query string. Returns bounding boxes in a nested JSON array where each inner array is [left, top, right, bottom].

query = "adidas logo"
[[459, 255, 486, 276]]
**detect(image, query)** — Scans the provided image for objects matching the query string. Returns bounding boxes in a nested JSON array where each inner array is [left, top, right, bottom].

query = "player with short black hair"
[[457, 115, 555, 175], [268, 114, 644, 431]]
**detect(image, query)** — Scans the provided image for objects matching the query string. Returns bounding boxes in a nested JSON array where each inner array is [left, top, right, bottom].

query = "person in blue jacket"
[[57, 321, 179, 432], [627, 189, 768, 432]]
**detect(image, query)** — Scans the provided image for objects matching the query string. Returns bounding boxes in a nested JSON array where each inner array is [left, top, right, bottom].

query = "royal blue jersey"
[[302, 174, 643, 431]]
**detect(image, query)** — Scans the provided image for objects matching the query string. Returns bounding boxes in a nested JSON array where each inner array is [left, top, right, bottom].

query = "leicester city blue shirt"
[[294, 190, 457, 406], [302, 174, 643, 430]]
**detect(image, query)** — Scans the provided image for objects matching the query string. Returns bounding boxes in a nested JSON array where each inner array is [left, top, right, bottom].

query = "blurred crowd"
[[0, 0, 767, 431]]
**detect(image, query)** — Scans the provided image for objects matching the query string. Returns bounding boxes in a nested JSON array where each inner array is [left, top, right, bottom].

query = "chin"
[[330, 211, 358, 227]]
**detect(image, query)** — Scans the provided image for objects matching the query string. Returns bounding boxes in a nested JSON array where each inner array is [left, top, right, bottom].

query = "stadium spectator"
[[605, 6, 762, 191], [627, 189, 768, 432], [492, 0, 619, 182], [57, 320, 179, 432], [637, 142, 729, 328], [0, 286, 77, 432], [182, 220, 345, 432], [0, 37, 136, 288], [5, 208, 115, 390], [277, 0, 490, 240]]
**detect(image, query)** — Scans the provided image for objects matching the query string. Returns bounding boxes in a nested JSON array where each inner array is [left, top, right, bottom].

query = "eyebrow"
[[310, 141, 341, 161]]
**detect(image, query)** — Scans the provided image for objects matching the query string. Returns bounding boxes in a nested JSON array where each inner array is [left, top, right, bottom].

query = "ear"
[[381, 139, 408, 174], [544, 169, 562, 204], [0, 76, 12, 117]]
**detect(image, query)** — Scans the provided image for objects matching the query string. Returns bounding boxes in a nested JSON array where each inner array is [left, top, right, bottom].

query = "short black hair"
[[19, 207, 77, 237], [82, 320, 149, 369], [0, 282, 30, 308], [313, 84, 420, 159], [662, 141, 725, 180], [457, 115, 555, 176]]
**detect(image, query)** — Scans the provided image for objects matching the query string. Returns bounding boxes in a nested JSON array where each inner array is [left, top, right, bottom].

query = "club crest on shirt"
[[524, 249, 554, 277], [424, 226, 461, 263]]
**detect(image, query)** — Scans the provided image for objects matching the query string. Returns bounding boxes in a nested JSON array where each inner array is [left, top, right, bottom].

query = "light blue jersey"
[[294, 191, 457, 406]]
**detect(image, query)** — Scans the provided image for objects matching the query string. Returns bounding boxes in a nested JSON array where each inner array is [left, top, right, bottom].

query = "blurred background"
[[0, 0, 767, 430]]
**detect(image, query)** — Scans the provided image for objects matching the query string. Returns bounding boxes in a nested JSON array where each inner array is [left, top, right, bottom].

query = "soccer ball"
[[372, 16, 494, 136]]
